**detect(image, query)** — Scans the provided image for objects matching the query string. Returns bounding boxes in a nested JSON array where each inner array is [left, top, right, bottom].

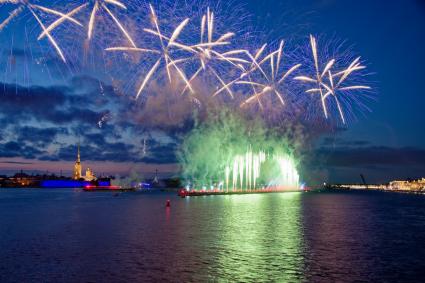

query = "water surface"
[[0, 189, 424, 282]]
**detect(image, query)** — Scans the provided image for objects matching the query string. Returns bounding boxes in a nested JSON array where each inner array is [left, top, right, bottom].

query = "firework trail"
[[106, 4, 197, 99], [295, 35, 371, 124], [0, 0, 82, 62], [320, 60, 370, 124], [39, 0, 136, 49], [294, 35, 330, 119], [37, 4, 86, 41], [176, 7, 249, 98], [236, 40, 302, 108], [0, 0, 374, 126], [103, 0, 259, 104], [142, 138, 147, 157]]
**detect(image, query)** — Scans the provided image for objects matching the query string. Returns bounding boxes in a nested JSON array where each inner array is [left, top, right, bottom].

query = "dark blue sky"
[[248, 0, 425, 147], [0, 0, 424, 183], [243, 0, 425, 183]]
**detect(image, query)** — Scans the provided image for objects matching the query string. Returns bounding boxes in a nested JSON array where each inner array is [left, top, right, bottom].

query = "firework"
[[40, 0, 136, 49], [176, 7, 249, 98], [179, 109, 300, 191], [106, 4, 196, 99], [320, 61, 370, 124], [0, 0, 374, 126], [0, 0, 378, 194], [37, 4, 86, 41], [210, 45, 266, 100], [295, 35, 371, 124], [0, 0, 82, 62], [236, 40, 301, 108], [224, 148, 299, 191]]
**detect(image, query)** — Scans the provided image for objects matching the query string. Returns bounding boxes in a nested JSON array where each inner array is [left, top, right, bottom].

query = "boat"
[[178, 186, 304, 197]]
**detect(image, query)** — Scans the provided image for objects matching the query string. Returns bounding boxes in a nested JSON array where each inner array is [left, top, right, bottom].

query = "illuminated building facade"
[[85, 168, 96, 181], [330, 178, 425, 192], [73, 143, 97, 181], [389, 178, 425, 191]]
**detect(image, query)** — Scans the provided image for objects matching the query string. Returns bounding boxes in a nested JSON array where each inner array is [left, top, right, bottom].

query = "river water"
[[0, 189, 424, 282]]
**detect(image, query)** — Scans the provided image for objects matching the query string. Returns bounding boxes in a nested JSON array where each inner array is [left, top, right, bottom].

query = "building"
[[73, 143, 97, 181], [0, 145, 111, 188], [85, 168, 96, 181], [389, 178, 425, 191], [73, 143, 82, 180]]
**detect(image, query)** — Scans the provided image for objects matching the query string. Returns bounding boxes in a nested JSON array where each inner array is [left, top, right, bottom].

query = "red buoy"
[[166, 199, 171, 207]]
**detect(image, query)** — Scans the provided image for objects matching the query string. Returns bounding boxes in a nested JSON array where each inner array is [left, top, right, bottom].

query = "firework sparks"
[[211, 44, 265, 100], [294, 35, 331, 119], [295, 35, 371, 124], [85, 0, 136, 47], [237, 40, 301, 108], [177, 8, 249, 98], [0, 5, 24, 32], [37, 4, 87, 41], [98, 112, 110, 128], [142, 138, 147, 157], [40, 0, 136, 48], [106, 4, 195, 99], [320, 62, 370, 124], [0, 0, 82, 62], [0, 0, 374, 126]]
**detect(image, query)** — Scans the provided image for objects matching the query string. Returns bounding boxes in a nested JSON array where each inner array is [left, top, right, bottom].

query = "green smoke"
[[178, 109, 300, 190]]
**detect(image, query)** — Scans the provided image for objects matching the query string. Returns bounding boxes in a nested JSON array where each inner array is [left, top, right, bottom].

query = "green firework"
[[178, 110, 300, 191]]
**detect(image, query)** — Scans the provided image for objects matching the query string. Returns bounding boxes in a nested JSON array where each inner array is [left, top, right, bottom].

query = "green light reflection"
[[215, 192, 305, 281]]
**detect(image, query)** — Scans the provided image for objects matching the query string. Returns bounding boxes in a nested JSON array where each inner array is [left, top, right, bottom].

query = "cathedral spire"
[[77, 142, 80, 163], [73, 141, 82, 180]]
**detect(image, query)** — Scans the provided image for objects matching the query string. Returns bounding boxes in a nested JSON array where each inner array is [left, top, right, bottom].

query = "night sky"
[[0, 0, 424, 184]]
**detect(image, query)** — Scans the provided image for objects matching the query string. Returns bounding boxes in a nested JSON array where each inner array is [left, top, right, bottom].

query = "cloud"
[[0, 141, 45, 159], [317, 145, 425, 167], [31, 128, 178, 164], [0, 77, 181, 166], [0, 160, 33, 165], [301, 144, 425, 184], [142, 143, 178, 164], [0, 80, 112, 126], [321, 137, 370, 147], [16, 126, 68, 146]]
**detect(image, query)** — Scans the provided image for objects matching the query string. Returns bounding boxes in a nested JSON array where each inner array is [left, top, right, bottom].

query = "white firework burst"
[[176, 7, 249, 98], [106, 4, 195, 99], [0, 0, 82, 62], [237, 40, 301, 108], [40, 0, 136, 49], [295, 35, 370, 124]]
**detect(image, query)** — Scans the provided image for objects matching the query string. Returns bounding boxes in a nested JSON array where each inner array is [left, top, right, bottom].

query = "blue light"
[[40, 180, 110, 188], [98, 181, 110, 187]]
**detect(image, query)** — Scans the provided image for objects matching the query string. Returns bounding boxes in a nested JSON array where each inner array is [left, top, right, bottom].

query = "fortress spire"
[[73, 142, 82, 180], [77, 142, 80, 163]]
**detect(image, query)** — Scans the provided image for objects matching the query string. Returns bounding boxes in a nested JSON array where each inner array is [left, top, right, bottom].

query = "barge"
[[178, 186, 309, 197]]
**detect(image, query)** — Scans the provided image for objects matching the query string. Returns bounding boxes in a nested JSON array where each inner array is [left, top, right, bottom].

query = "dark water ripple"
[[0, 189, 424, 282]]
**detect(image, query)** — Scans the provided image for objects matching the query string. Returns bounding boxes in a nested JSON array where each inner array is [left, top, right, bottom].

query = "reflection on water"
[[0, 189, 424, 282], [216, 193, 304, 281]]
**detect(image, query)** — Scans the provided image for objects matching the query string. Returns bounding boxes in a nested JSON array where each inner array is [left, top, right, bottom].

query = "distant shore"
[[328, 186, 425, 195]]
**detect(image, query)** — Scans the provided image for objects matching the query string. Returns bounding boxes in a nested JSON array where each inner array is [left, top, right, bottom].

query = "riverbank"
[[328, 186, 425, 195]]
